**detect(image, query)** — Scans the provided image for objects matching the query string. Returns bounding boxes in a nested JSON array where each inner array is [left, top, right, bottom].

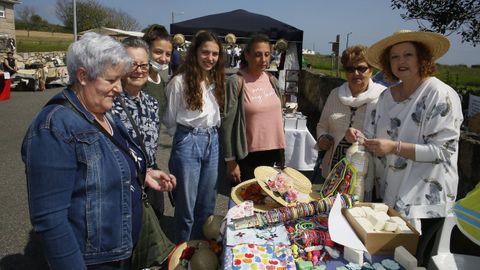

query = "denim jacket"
[[21, 88, 145, 269]]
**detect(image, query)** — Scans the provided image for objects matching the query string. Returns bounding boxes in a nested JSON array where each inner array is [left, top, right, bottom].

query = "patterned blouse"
[[111, 91, 160, 168], [365, 77, 463, 232]]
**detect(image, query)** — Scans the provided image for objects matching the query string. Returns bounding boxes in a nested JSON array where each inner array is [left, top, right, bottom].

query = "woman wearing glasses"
[[111, 37, 176, 197], [314, 45, 385, 195]]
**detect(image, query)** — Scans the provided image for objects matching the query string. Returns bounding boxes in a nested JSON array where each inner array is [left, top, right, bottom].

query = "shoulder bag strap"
[[118, 97, 152, 167]]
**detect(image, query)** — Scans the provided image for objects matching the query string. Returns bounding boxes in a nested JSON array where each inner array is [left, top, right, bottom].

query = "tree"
[[391, 0, 480, 46], [55, 0, 139, 32], [16, 6, 36, 37]]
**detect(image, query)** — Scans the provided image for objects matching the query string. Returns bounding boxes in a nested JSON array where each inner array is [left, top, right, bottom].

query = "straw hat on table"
[[230, 179, 282, 212], [366, 30, 450, 69], [168, 240, 210, 270], [254, 166, 319, 207]]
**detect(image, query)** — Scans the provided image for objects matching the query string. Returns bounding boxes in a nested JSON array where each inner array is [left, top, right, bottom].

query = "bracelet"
[[395, 141, 402, 155]]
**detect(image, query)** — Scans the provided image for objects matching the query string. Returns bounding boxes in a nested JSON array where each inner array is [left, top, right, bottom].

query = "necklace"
[[74, 91, 113, 135], [103, 115, 113, 135]]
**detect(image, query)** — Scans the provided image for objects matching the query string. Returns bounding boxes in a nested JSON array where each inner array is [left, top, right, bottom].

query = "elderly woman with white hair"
[[21, 32, 175, 270]]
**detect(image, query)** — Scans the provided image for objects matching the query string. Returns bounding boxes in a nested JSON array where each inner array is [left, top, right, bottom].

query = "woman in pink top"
[[221, 34, 285, 185]]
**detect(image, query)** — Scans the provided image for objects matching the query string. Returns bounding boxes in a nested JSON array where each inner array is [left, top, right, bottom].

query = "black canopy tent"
[[170, 9, 303, 68]]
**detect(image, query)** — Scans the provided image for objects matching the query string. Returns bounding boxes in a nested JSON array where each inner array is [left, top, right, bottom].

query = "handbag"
[[46, 97, 175, 268], [319, 158, 357, 198]]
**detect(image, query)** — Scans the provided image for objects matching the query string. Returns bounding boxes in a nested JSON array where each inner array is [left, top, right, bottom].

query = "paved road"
[[0, 88, 230, 269]]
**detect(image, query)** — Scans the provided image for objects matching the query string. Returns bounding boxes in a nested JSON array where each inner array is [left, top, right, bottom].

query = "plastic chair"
[[428, 216, 480, 269]]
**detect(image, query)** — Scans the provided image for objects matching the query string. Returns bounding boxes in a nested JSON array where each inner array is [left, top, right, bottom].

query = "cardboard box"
[[342, 203, 419, 255]]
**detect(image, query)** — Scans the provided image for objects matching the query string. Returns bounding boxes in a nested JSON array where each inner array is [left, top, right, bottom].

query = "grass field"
[[304, 54, 480, 92], [16, 30, 73, 52]]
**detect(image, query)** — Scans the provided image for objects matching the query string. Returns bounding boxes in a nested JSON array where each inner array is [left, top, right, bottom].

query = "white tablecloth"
[[284, 128, 318, 171]]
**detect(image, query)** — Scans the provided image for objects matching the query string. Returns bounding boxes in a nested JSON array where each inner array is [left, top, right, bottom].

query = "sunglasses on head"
[[345, 66, 369, 74]]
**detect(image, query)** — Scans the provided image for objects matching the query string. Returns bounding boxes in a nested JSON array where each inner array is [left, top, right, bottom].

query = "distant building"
[[0, 0, 20, 52], [302, 48, 316, 55]]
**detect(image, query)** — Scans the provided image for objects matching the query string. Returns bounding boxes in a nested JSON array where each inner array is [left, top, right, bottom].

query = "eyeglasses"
[[130, 63, 149, 72], [344, 66, 369, 74]]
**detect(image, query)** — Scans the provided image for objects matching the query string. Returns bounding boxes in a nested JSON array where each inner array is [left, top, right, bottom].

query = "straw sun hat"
[[254, 166, 319, 207], [275, 38, 288, 51], [225, 33, 236, 44], [173, 33, 185, 46], [230, 179, 282, 212], [168, 240, 218, 270], [366, 30, 450, 69]]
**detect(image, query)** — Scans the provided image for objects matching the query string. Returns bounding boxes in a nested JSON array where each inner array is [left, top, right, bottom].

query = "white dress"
[[365, 77, 463, 232]]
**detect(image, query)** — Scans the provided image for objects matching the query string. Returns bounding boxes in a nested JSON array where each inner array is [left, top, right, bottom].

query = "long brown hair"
[[177, 30, 225, 111]]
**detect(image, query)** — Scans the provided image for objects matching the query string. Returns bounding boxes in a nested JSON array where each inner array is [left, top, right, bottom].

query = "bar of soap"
[[348, 207, 366, 217], [367, 213, 386, 231], [383, 221, 398, 232], [344, 246, 364, 264], [394, 246, 417, 270], [395, 224, 412, 233], [362, 206, 376, 217], [370, 203, 389, 213], [375, 211, 390, 222], [356, 217, 374, 232], [390, 216, 407, 226], [297, 259, 313, 270]]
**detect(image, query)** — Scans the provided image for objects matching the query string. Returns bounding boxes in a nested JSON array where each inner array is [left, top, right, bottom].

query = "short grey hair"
[[66, 32, 131, 85], [122, 36, 150, 54]]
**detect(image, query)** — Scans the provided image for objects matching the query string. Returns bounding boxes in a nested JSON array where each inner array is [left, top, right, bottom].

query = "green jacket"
[[143, 70, 168, 121], [220, 71, 282, 161]]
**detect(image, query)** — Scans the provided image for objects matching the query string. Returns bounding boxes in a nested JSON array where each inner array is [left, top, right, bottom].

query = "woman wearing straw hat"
[[346, 30, 463, 265]]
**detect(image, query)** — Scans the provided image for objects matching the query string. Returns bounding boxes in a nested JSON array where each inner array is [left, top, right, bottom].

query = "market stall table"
[[284, 127, 317, 171]]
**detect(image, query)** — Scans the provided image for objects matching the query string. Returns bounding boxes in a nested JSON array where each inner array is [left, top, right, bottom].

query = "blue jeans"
[[169, 125, 219, 243]]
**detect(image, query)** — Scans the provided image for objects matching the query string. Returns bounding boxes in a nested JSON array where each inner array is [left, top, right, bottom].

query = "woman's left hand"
[[364, 138, 396, 156], [145, 170, 177, 192]]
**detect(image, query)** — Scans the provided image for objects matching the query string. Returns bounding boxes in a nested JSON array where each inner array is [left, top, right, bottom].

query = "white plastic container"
[[346, 142, 368, 201]]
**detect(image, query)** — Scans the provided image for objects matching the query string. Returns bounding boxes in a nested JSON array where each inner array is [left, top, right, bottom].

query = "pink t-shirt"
[[241, 71, 286, 152]]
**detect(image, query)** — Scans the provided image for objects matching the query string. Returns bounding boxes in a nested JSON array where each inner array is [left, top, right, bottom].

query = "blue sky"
[[17, 0, 480, 66]]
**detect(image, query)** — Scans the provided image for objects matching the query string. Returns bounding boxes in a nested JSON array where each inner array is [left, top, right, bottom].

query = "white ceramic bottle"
[[346, 142, 369, 201]]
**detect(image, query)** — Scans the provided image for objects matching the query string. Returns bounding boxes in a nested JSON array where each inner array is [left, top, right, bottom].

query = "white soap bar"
[[348, 207, 366, 217], [383, 221, 398, 232], [367, 213, 386, 231], [370, 203, 389, 213], [390, 216, 407, 226], [356, 217, 374, 232], [362, 206, 376, 217], [395, 224, 412, 233], [394, 246, 417, 270], [375, 211, 390, 222], [344, 246, 364, 264]]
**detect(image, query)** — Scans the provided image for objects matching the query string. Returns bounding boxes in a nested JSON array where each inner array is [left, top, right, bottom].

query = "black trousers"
[[237, 149, 284, 182], [416, 217, 444, 267]]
